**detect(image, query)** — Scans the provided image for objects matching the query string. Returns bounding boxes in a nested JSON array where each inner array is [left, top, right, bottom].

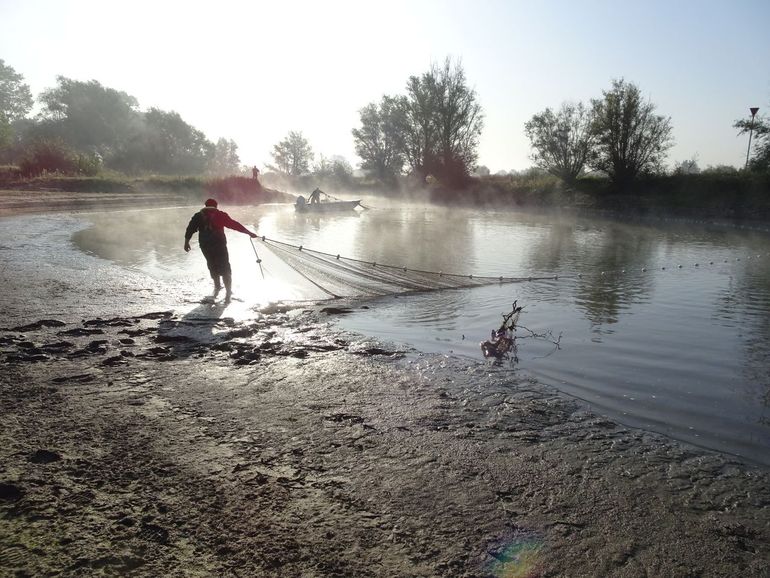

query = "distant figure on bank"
[[252, 166, 260, 180], [184, 198, 258, 302]]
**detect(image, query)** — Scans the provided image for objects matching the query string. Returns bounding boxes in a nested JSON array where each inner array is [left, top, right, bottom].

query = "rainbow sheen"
[[488, 537, 544, 578]]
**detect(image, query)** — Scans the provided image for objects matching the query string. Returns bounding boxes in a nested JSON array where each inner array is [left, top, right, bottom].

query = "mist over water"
[[73, 202, 770, 466]]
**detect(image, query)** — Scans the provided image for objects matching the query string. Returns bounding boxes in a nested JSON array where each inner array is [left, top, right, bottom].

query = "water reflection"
[[71, 204, 770, 466]]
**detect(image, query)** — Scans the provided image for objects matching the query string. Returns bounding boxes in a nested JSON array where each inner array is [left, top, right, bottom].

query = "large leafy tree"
[[404, 58, 483, 187], [207, 137, 241, 176], [114, 108, 213, 175], [590, 79, 673, 188], [270, 131, 313, 176], [352, 95, 407, 184], [734, 111, 769, 172], [402, 72, 438, 182], [0, 59, 33, 151], [525, 102, 596, 184], [36, 76, 141, 158]]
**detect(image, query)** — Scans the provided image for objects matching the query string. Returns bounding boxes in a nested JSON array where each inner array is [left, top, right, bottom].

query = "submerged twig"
[[480, 302, 561, 364]]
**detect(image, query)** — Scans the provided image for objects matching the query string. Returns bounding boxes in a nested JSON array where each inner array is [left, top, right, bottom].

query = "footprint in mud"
[[0, 483, 23, 502], [138, 522, 170, 545], [138, 347, 176, 361], [84, 318, 137, 328], [68, 340, 109, 357], [103, 355, 130, 366], [8, 319, 67, 331], [41, 340, 75, 352], [28, 449, 62, 464], [119, 328, 154, 337], [59, 327, 105, 337], [324, 413, 366, 425], [5, 352, 50, 363], [136, 311, 174, 320]]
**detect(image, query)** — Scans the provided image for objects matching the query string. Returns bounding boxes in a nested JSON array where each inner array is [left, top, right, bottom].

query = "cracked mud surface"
[[1, 204, 770, 577]]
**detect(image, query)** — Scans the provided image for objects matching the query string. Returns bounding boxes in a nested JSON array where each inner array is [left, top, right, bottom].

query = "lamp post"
[[745, 107, 759, 169]]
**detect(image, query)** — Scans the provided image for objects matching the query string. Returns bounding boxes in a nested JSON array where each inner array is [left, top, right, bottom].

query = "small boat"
[[296, 199, 361, 213], [295, 188, 362, 213]]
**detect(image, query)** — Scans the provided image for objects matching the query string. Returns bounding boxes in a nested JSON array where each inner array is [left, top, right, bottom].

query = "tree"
[[0, 60, 33, 151], [352, 95, 406, 184], [590, 79, 673, 188], [430, 58, 484, 185], [673, 158, 700, 175], [734, 112, 769, 172], [207, 138, 241, 176], [330, 156, 353, 186], [525, 102, 596, 184], [403, 58, 484, 187], [313, 154, 353, 188], [110, 108, 213, 175], [139, 108, 213, 174], [270, 131, 313, 175], [36, 76, 141, 159]]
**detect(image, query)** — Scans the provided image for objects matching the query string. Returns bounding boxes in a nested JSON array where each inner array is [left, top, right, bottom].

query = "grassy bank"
[[432, 171, 770, 223], [1, 169, 769, 223], [0, 173, 295, 205]]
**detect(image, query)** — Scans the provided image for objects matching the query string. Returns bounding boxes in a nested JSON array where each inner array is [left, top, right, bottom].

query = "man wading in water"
[[184, 198, 258, 302]]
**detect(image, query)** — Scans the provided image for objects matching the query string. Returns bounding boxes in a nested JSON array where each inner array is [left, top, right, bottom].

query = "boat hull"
[[295, 200, 361, 213]]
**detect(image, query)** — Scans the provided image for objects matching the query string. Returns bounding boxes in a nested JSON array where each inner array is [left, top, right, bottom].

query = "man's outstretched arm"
[[224, 214, 258, 237]]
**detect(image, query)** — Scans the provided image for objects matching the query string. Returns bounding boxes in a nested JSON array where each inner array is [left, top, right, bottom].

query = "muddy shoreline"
[[1, 196, 769, 576]]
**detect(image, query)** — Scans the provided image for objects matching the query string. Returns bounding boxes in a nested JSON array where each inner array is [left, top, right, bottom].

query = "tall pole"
[[745, 107, 759, 169]]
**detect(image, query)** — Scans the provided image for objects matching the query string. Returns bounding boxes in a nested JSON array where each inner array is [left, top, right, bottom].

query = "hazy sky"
[[2, 0, 769, 173]]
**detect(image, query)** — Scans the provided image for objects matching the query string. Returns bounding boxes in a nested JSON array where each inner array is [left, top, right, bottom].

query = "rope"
[[251, 235, 770, 300], [251, 234, 568, 299], [249, 238, 265, 279], [258, 236, 553, 282]]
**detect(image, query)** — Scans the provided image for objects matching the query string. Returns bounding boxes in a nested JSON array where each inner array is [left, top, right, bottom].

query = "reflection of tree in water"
[[523, 220, 581, 273], [525, 220, 656, 326], [355, 209, 475, 275], [712, 256, 770, 421]]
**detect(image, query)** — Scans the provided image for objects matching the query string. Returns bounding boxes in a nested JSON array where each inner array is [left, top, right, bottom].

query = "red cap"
[[204, 198, 218, 207]]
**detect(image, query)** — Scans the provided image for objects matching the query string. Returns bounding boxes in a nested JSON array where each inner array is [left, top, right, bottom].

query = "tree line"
[[352, 58, 483, 188], [1, 57, 767, 188], [0, 60, 240, 177]]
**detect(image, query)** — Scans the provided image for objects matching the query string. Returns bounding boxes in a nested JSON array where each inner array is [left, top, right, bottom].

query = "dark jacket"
[[185, 207, 252, 248]]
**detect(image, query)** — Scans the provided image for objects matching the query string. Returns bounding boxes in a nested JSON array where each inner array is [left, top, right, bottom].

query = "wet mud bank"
[[3, 307, 770, 576], [1, 208, 769, 576]]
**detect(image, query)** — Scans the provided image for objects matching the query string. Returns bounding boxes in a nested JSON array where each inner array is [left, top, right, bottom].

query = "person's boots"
[[223, 274, 232, 302]]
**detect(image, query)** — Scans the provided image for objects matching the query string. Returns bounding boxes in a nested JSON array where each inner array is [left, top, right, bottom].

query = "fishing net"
[[255, 236, 544, 299]]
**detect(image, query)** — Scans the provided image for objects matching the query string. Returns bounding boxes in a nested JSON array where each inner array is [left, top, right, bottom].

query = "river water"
[[72, 201, 770, 467]]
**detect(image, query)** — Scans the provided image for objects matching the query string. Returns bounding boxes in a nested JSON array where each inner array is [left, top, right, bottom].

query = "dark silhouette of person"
[[308, 187, 323, 204], [184, 198, 257, 302], [252, 166, 260, 179]]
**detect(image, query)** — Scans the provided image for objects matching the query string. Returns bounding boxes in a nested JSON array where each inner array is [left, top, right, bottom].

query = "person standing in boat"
[[184, 198, 258, 302], [308, 188, 323, 204]]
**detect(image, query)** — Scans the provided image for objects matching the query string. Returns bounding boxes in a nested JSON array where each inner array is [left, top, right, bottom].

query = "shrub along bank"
[[432, 171, 770, 223], [1, 168, 768, 222]]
